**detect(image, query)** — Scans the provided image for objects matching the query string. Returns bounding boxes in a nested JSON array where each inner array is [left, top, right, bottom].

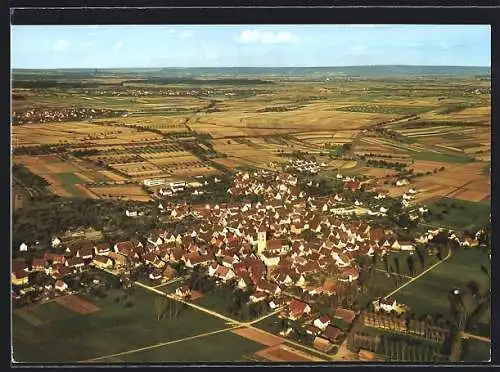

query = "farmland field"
[[114, 330, 264, 362], [12, 286, 228, 363], [460, 339, 491, 362], [425, 197, 490, 230], [393, 250, 490, 330], [87, 185, 151, 201]]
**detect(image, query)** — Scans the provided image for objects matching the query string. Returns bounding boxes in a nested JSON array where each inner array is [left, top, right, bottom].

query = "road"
[[460, 332, 491, 343], [134, 281, 240, 325], [87, 276, 332, 362], [82, 324, 241, 362], [383, 247, 452, 299], [135, 281, 334, 360], [375, 268, 413, 279]]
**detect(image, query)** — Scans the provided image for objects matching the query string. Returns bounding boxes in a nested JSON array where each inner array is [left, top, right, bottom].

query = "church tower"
[[257, 230, 267, 254]]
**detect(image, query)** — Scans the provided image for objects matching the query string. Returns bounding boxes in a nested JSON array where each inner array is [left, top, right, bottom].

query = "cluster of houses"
[[87, 87, 238, 98], [284, 159, 325, 174], [156, 179, 213, 198], [12, 167, 484, 356], [285, 300, 359, 352], [12, 107, 125, 125]]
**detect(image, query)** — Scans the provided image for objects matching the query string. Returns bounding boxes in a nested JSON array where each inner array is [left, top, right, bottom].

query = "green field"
[[56, 172, 87, 185], [426, 197, 490, 230], [52, 173, 89, 197], [460, 339, 491, 362], [13, 287, 228, 362], [394, 249, 490, 330], [116, 330, 264, 362], [408, 151, 473, 164]]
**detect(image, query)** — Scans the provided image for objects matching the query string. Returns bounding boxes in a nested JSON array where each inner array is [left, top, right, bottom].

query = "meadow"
[[394, 249, 490, 334], [12, 286, 228, 363]]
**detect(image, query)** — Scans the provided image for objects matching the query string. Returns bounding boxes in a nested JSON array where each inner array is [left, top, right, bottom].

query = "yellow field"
[[419, 106, 490, 124], [211, 141, 283, 166], [99, 170, 128, 182], [94, 115, 190, 133], [87, 185, 151, 201], [12, 122, 162, 147]]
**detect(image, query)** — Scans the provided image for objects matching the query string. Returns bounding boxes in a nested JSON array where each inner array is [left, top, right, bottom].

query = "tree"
[[393, 257, 401, 282], [406, 256, 415, 276], [155, 298, 168, 321]]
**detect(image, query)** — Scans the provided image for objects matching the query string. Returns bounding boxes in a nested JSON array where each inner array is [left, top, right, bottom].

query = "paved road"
[[383, 247, 452, 299]]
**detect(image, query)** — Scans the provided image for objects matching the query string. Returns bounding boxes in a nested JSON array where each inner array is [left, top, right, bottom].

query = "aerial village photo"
[[11, 24, 491, 363]]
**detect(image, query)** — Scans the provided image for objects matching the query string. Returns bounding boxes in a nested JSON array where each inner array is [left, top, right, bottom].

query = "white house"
[[313, 315, 331, 331], [374, 298, 398, 313], [19, 242, 28, 252], [51, 237, 61, 248], [55, 280, 68, 291], [249, 292, 267, 303], [125, 210, 138, 217]]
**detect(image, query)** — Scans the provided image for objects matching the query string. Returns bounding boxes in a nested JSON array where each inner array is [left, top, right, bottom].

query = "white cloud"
[[113, 42, 124, 51], [53, 38, 71, 52], [235, 30, 296, 44]]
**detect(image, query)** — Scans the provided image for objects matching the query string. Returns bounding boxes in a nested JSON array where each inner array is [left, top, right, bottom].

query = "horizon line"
[[12, 64, 492, 70]]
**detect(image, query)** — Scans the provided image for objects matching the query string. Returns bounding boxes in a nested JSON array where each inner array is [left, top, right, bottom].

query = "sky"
[[11, 24, 491, 69]]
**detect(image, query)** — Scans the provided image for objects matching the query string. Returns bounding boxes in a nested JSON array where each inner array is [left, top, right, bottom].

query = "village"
[[11, 163, 485, 361]]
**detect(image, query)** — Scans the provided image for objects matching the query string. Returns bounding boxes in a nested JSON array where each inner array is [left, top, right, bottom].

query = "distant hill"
[[12, 65, 491, 82]]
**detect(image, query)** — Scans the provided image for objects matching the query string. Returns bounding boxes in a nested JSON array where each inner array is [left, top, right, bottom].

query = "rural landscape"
[[11, 25, 491, 364]]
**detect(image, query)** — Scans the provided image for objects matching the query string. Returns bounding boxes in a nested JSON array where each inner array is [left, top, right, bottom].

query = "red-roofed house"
[[322, 325, 344, 345], [339, 267, 359, 282], [93, 255, 113, 269], [214, 265, 235, 282], [288, 299, 311, 320], [114, 241, 134, 256], [334, 307, 356, 323], [11, 271, 29, 286]]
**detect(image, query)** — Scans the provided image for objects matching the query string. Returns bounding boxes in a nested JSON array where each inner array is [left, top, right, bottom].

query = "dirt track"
[[232, 327, 283, 347], [56, 295, 101, 315]]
